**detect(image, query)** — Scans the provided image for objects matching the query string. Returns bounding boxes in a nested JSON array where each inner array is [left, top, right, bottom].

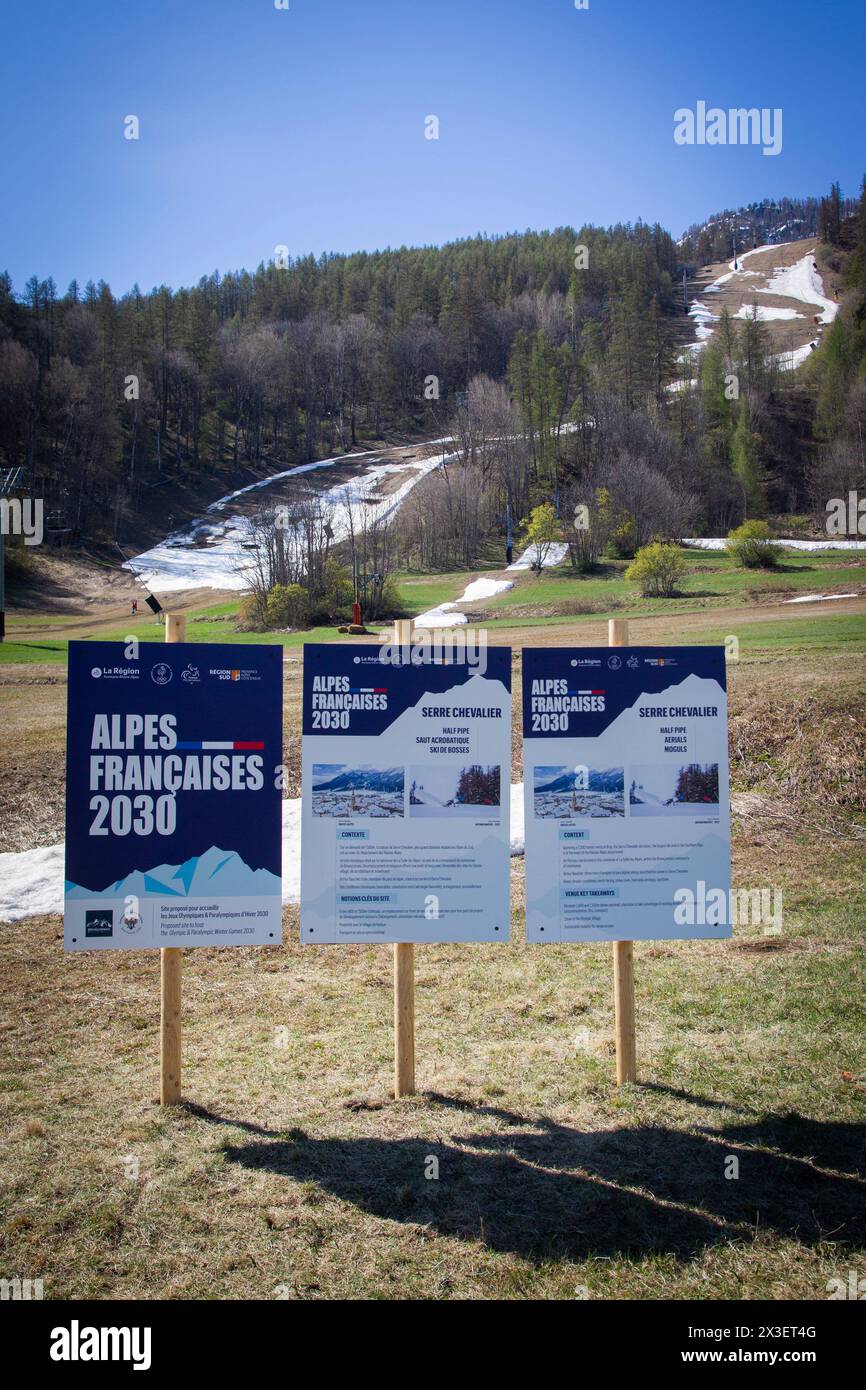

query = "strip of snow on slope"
[[415, 574, 514, 628], [784, 592, 859, 603], [702, 243, 779, 293], [683, 538, 866, 551], [507, 541, 568, 571], [689, 301, 720, 339], [734, 305, 805, 322], [125, 448, 454, 592], [756, 252, 838, 324]]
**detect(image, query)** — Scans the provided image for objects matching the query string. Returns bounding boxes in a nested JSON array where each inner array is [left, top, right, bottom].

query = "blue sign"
[[521, 646, 726, 739], [64, 641, 283, 950]]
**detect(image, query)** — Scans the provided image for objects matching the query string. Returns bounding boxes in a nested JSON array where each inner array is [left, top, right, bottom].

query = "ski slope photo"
[[408, 764, 501, 818], [629, 763, 720, 817]]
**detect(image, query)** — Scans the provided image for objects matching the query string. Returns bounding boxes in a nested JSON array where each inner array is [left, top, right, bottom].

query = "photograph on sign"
[[301, 643, 511, 943], [64, 641, 283, 951], [522, 647, 731, 942]]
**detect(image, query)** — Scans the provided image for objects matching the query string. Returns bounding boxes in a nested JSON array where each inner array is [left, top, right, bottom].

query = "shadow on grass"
[[207, 1092, 866, 1263]]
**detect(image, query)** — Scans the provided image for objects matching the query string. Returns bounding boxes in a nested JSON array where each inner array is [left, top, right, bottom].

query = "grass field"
[[484, 549, 865, 615], [1, 576, 865, 1298], [2, 548, 863, 664]]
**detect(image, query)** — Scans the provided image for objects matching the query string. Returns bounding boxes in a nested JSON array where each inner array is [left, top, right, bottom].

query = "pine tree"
[[731, 398, 765, 518]]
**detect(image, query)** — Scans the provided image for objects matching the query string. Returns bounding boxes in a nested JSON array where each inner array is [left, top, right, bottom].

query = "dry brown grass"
[[1, 642, 865, 1300], [729, 686, 866, 838], [1, 839, 864, 1300]]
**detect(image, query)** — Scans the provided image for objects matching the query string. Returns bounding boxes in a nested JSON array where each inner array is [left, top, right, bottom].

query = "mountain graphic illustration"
[[312, 766, 404, 793], [65, 845, 280, 899], [535, 768, 624, 795]]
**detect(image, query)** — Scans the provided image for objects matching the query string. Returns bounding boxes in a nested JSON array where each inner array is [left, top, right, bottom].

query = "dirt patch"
[[490, 598, 625, 620], [0, 747, 66, 854]]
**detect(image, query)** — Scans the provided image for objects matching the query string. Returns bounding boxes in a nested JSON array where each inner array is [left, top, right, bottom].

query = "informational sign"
[[301, 643, 511, 942], [522, 647, 730, 941], [64, 641, 283, 951]]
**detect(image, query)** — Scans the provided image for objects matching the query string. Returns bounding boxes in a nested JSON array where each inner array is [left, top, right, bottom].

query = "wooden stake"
[[393, 942, 415, 1098], [160, 611, 185, 1104], [613, 939, 636, 1085], [160, 943, 182, 1105], [609, 618, 637, 1084], [392, 619, 416, 1097]]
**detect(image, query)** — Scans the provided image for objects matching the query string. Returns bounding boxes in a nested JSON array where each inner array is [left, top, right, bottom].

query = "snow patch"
[[734, 305, 805, 322], [0, 789, 525, 924], [414, 574, 513, 628], [0, 844, 66, 923], [683, 538, 866, 552], [689, 301, 719, 341], [771, 341, 817, 369], [510, 782, 525, 855], [784, 592, 859, 604], [756, 252, 839, 324], [507, 541, 569, 571]]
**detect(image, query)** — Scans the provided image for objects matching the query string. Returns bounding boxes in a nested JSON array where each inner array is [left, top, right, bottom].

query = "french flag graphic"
[[176, 740, 265, 750]]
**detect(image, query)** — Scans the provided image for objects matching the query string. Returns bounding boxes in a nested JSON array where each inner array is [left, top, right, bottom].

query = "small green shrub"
[[235, 594, 263, 631], [265, 582, 310, 629], [727, 520, 779, 569], [624, 542, 686, 597]]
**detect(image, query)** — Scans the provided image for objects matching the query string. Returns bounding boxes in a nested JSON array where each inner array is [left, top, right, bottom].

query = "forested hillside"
[[678, 188, 858, 266], [1, 183, 864, 568], [0, 223, 677, 545], [398, 181, 866, 569]]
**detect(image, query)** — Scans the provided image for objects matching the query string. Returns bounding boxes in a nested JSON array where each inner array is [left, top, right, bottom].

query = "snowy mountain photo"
[[533, 765, 625, 819], [311, 764, 405, 818]]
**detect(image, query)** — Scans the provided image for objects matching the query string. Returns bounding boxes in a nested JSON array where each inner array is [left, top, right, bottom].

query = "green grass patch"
[[0, 624, 352, 663], [687, 614, 866, 653], [393, 570, 474, 614], [486, 548, 865, 614]]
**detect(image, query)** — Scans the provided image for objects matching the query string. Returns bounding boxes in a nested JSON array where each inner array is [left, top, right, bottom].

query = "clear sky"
[[1, 0, 863, 296]]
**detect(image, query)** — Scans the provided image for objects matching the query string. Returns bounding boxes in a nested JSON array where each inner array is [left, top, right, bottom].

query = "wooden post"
[[392, 619, 416, 1097], [160, 612, 185, 1104], [609, 618, 637, 1085], [393, 940, 415, 1098]]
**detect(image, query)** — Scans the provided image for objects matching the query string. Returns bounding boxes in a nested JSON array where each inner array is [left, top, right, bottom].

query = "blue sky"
[[1, 0, 863, 296]]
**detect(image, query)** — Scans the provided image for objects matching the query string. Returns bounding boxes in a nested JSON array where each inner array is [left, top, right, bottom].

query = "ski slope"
[[681, 243, 837, 364], [125, 446, 455, 593], [683, 538, 866, 552], [757, 252, 839, 324]]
